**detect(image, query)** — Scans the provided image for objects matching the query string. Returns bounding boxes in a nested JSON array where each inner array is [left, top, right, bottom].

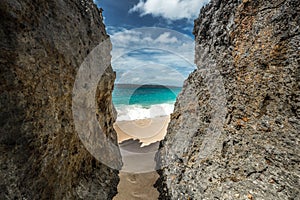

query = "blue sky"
[[94, 0, 209, 86]]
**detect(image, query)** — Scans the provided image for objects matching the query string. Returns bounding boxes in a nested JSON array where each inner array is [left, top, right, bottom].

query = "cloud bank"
[[110, 27, 196, 86]]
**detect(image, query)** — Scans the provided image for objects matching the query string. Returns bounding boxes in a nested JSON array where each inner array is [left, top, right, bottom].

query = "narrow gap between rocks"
[[111, 84, 178, 200]]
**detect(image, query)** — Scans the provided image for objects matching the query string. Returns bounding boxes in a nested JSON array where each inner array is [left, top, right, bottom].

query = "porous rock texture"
[[157, 0, 300, 199], [0, 0, 121, 199]]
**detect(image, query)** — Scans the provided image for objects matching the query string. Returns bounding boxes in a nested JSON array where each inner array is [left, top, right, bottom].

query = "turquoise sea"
[[112, 84, 182, 121]]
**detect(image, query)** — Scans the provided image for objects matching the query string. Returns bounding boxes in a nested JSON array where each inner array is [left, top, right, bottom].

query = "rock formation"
[[0, 0, 120, 199], [157, 0, 300, 199]]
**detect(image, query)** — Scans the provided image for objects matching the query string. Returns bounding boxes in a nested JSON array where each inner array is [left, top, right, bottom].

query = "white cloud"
[[155, 32, 178, 43], [129, 0, 210, 21]]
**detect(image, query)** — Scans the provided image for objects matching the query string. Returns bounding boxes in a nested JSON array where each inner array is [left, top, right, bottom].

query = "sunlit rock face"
[[0, 0, 120, 199], [157, 0, 300, 199]]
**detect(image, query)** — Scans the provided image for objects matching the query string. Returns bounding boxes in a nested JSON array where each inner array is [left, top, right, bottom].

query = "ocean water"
[[113, 84, 182, 121]]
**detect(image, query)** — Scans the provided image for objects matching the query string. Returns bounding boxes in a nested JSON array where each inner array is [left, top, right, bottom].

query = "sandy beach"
[[113, 115, 169, 200]]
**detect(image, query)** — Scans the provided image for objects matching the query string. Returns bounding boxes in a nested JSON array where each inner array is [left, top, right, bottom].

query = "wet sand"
[[113, 116, 169, 200]]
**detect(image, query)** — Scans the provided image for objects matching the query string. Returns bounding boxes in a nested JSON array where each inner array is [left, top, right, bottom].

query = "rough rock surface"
[[157, 0, 300, 199], [0, 0, 120, 199]]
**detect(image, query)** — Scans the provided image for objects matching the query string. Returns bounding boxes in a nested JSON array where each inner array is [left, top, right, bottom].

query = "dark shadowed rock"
[[0, 0, 120, 199]]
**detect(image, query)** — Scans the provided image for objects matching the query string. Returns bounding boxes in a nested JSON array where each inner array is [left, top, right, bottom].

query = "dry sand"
[[114, 116, 170, 147], [113, 116, 169, 200]]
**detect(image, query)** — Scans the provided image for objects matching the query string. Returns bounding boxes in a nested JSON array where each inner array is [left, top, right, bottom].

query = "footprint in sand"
[[132, 192, 147, 198], [127, 174, 137, 183]]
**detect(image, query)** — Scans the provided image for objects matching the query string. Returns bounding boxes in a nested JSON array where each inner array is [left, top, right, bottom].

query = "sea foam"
[[115, 103, 174, 121]]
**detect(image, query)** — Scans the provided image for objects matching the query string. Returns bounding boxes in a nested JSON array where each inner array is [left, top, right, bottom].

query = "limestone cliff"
[[157, 0, 300, 199], [0, 0, 120, 199]]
